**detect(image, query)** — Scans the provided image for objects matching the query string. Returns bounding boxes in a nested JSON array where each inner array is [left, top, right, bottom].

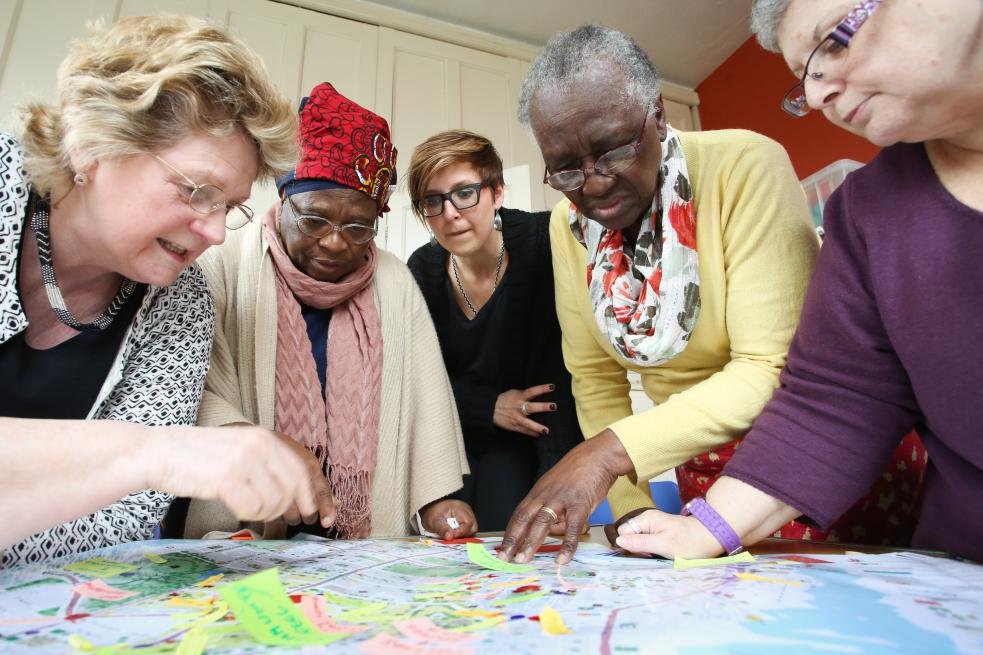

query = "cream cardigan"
[[185, 221, 468, 538]]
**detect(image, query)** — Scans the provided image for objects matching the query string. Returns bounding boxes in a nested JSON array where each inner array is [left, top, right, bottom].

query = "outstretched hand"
[[497, 429, 634, 565], [148, 425, 335, 528]]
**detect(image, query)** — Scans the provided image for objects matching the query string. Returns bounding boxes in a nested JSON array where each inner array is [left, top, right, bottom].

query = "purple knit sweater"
[[725, 142, 983, 562]]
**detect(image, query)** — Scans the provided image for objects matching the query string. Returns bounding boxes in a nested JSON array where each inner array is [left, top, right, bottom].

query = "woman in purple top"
[[611, 0, 983, 562]]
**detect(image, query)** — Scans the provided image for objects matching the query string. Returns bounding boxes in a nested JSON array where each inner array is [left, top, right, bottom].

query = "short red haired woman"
[[179, 84, 474, 541], [406, 130, 584, 531], [0, 16, 331, 567]]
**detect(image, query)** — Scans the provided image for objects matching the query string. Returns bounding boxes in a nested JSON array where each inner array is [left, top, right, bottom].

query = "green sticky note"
[[320, 591, 375, 608], [218, 568, 345, 646], [65, 558, 139, 578], [466, 542, 534, 573], [674, 551, 755, 570], [493, 590, 548, 606]]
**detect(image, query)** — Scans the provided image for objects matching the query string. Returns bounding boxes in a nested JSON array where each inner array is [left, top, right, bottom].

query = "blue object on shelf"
[[587, 480, 682, 525]]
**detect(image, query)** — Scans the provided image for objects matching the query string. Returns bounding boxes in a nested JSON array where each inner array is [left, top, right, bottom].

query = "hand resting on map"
[[419, 499, 478, 539], [613, 477, 802, 558]]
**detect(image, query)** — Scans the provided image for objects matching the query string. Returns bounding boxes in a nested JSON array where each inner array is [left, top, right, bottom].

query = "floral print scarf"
[[569, 125, 700, 366]]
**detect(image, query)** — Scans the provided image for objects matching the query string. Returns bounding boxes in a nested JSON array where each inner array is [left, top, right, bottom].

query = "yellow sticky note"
[[218, 568, 344, 646], [175, 627, 207, 655], [65, 558, 138, 578], [674, 551, 756, 570], [144, 552, 167, 564], [453, 609, 502, 619], [466, 542, 534, 573], [167, 597, 215, 610], [488, 575, 540, 589], [173, 601, 230, 630], [321, 591, 374, 608], [337, 602, 389, 622], [734, 572, 801, 587], [539, 606, 572, 636], [196, 574, 224, 587]]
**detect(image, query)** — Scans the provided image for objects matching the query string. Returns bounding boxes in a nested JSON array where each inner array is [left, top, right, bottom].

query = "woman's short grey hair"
[[517, 25, 661, 129], [751, 0, 793, 53]]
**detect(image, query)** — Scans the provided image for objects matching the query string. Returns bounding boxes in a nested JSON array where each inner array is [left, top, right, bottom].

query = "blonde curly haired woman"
[[0, 15, 333, 566]]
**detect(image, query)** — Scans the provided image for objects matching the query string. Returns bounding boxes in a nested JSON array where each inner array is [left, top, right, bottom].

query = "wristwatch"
[[681, 498, 744, 556]]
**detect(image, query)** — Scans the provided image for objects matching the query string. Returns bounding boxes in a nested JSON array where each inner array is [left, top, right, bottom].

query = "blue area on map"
[[680, 567, 956, 654]]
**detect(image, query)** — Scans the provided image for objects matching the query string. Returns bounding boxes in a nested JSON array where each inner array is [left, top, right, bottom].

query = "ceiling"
[[360, 0, 753, 88]]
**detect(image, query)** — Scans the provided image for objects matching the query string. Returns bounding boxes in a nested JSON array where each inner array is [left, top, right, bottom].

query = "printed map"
[[0, 537, 981, 654]]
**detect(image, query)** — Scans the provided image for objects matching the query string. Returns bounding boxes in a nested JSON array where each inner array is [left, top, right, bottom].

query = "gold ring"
[[520, 401, 529, 416], [539, 505, 559, 523]]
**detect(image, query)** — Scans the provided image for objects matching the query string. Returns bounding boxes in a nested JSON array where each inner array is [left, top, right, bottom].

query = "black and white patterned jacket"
[[0, 133, 214, 567]]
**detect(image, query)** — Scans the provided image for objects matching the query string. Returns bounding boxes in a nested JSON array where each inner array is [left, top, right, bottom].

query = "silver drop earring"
[[73, 172, 89, 186], [492, 211, 502, 231]]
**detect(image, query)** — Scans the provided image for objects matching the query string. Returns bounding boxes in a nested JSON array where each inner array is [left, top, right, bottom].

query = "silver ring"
[[520, 401, 529, 416], [626, 518, 643, 534], [539, 505, 559, 523]]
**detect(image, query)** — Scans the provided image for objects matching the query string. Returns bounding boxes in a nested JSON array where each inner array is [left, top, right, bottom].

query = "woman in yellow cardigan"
[[499, 25, 922, 565]]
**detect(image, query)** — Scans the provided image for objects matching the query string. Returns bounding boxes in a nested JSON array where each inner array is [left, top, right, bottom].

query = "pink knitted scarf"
[[262, 206, 383, 539]]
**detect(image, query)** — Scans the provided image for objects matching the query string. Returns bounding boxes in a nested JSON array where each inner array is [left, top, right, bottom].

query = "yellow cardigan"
[[551, 129, 819, 518]]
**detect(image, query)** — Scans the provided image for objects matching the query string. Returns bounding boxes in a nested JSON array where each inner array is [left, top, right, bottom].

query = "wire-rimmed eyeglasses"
[[152, 154, 253, 230], [543, 106, 654, 192], [782, 0, 885, 117], [284, 193, 378, 245]]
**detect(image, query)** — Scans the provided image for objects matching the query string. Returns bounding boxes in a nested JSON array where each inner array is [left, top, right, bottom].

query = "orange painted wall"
[[695, 37, 880, 179]]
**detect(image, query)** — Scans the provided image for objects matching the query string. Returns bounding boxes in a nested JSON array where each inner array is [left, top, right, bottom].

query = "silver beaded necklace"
[[31, 195, 137, 332], [450, 238, 505, 318]]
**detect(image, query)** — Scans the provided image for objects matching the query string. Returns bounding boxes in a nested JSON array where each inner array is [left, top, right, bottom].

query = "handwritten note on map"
[[217, 568, 346, 646], [298, 595, 368, 634]]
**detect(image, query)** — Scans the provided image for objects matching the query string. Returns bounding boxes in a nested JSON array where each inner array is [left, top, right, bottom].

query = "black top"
[[0, 228, 146, 419], [407, 207, 583, 476], [440, 275, 510, 396]]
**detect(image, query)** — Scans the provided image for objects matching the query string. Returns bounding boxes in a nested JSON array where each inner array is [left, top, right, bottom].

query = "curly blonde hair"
[[406, 129, 504, 222], [18, 14, 297, 198]]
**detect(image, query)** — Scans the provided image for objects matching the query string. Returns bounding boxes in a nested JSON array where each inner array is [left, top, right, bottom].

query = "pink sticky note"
[[299, 595, 368, 634], [394, 618, 478, 644], [359, 633, 476, 655], [72, 579, 137, 602]]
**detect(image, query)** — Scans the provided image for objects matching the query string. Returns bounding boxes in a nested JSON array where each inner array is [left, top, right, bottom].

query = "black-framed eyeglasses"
[[782, 0, 885, 117], [283, 193, 378, 244], [152, 154, 254, 230], [420, 182, 484, 218], [543, 106, 653, 192]]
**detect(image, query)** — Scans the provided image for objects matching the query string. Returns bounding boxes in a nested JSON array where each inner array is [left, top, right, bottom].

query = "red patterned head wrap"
[[277, 82, 397, 213]]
